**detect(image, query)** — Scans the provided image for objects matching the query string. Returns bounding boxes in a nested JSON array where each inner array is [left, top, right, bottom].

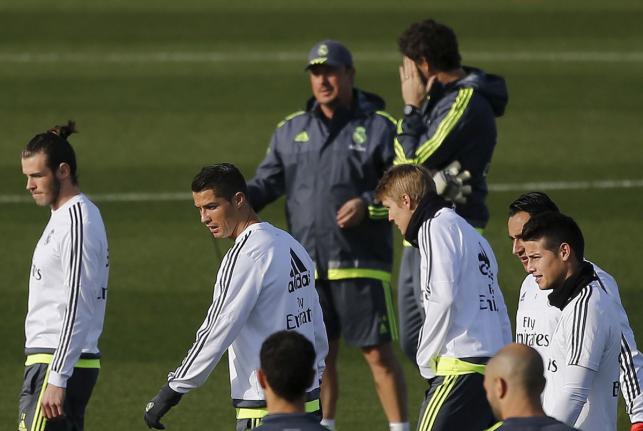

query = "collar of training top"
[[548, 261, 598, 310], [403, 193, 451, 248]]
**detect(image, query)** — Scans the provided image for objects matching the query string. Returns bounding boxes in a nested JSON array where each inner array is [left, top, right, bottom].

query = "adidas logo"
[[294, 131, 309, 143], [288, 249, 311, 293]]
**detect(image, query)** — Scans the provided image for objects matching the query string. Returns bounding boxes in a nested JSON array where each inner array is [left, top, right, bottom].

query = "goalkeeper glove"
[[432, 160, 472, 204], [144, 383, 183, 429]]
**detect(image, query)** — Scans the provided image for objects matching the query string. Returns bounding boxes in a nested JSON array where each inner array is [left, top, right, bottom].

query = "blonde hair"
[[375, 164, 436, 203]]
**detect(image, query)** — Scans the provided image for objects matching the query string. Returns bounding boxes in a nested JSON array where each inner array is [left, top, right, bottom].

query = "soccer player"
[[144, 164, 328, 431], [253, 331, 330, 431], [394, 18, 509, 363], [484, 343, 578, 431], [508, 192, 643, 430], [19, 122, 110, 431], [521, 212, 621, 430], [376, 164, 511, 431], [246, 40, 409, 431]]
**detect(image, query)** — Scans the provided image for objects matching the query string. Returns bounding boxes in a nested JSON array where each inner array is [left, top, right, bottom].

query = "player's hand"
[[630, 423, 643, 431], [432, 161, 472, 204], [400, 56, 435, 107], [41, 384, 66, 420], [336, 197, 366, 228], [144, 384, 183, 429]]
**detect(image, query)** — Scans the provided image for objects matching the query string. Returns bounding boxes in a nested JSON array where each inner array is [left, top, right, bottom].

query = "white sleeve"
[[546, 364, 595, 425], [491, 253, 512, 345], [415, 222, 458, 377], [168, 250, 262, 393], [598, 270, 643, 422], [49, 213, 107, 388], [310, 279, 328, 380]]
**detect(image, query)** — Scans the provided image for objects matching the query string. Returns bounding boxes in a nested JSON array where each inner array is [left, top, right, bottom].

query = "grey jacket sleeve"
[[246, 131, 285, 213]]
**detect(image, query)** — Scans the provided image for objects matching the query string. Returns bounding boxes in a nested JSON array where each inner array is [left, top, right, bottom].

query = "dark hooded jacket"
[[247, 89, 395, 280], [395, 66, 509, 228]]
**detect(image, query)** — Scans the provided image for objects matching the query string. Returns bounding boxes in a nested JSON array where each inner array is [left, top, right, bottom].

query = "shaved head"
[[484, 343, 546, 420]]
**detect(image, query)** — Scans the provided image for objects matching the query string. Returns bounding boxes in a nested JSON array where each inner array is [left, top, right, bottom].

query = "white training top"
[[542, 279, 621, 431], [25, 193, 110, 388], [416, 207, 512, 379], [517, 262, 643, 422], [167, 222, 328, 406]]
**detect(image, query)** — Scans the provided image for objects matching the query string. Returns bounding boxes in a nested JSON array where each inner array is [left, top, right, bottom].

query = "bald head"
[[488, 343, 546, 396], [484, 344, 547, 420]]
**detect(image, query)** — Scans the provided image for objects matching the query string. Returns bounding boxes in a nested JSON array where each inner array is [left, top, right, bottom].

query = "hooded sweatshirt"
[[395, 66, 509, 228]]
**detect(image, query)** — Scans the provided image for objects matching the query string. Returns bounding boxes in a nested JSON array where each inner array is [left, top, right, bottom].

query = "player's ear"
[[496, 377, 508, 399], [401, 194, 413, 210], [257, 369, 268, 389], [559, 242, 572, 262], [233, 192, 245, 209], [56, 163, 71, 180]]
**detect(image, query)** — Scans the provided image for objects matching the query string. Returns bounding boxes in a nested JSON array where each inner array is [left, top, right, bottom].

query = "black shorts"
[[417, 372, 494, 431], [316, 278, 397, 347], [18, 363, 98, 431]]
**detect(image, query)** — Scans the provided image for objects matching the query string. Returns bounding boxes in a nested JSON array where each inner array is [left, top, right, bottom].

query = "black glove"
[[144, 383, 183, 429]]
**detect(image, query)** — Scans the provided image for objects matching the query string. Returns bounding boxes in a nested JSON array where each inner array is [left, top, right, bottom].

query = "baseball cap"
[[305, 40, 353, 70]]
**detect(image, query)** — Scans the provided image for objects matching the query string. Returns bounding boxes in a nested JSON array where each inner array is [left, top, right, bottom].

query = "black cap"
[[305, 40, 353, 70]]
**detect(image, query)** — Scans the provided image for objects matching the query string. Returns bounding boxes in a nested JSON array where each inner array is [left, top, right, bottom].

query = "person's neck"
[[436, 68, 466, 86], [230, 211, 261, 240], [266, 397, 306, 415], [51, 184, 80, 211], [500, 395, 546, 420], [319, 93, 353, 120]]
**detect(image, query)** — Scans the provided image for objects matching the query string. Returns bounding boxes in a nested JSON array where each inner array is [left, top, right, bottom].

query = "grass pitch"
[[1, 1, 642, 429]]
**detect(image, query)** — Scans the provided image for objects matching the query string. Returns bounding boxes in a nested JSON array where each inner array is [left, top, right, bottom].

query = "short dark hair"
[[398, 19, 461, 71], [22, 121, 79, 184], [191, 163, 247, 201], [508, 192, 560, 217], [260, 331, 316, 403], [521, 211, 584, 262]]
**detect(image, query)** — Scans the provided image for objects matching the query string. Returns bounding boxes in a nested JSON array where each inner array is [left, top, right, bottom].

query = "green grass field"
[[1, 0, 642, 429]]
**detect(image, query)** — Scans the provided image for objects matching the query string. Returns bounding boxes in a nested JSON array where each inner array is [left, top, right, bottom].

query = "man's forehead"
[[193, 188, 223, 204]]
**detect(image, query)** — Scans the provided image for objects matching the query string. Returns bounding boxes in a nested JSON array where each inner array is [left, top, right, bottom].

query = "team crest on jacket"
[[350, 126, 367, 152]]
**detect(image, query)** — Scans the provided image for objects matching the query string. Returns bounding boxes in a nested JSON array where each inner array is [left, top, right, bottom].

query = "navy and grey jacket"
[[247, 89, 395, 281], [395, 66, 508, 228]]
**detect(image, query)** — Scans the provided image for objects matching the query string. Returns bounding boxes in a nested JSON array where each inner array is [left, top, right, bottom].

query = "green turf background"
[[1, 0, 642, 429]]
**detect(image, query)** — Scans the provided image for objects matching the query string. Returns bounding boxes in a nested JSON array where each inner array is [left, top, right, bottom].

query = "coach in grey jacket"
[[247, 40, 409, 431]]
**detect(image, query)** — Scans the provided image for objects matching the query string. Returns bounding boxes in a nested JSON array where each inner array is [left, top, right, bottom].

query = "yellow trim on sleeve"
[[414, 88, 473, 164], [375, 110, 397, 125], [277, 111, 306, 128]]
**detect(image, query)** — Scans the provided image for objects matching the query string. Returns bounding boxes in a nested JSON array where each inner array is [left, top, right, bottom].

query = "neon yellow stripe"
[[382, 281, 399, 341], [415, 88, 472, 161], [25, 354, 101, 369], [236, 399, 319, 419], [31, 365, 51, 431], [326, 268, 391, 282], [435, 357, 486, 376], [484, 422, 503, 431], [419, 375, 455, 431], [414, 88, 473, 163], [375, 110, 397, 125], [277, 110, 305, 128], [368, 205, 389, 220], [420, 375, 458, 431]]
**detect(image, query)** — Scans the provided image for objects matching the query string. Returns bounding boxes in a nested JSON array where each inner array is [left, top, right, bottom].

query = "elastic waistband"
[[435, 357, 486, 376], [25, 354, 101, 369], [236, 399, 320, 419]]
